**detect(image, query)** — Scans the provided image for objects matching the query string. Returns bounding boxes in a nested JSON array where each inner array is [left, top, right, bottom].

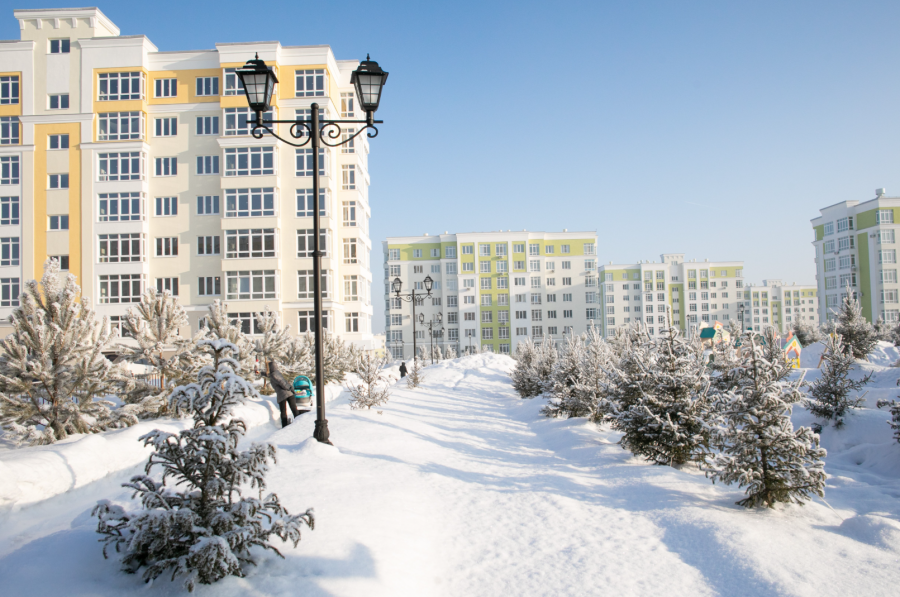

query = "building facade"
[[382, 231, 598, 358], [811, 190, 900, 325], [739, 280, 818, 333], [0, 7, 375, 346], [599, 254, 744, 337]]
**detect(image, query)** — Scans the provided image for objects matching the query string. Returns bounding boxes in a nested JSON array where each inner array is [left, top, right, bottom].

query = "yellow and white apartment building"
[[0, 7, 375, 347]]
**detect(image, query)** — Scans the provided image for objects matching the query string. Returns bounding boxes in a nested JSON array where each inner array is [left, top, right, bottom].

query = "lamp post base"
[[314, 419, 333, 445]]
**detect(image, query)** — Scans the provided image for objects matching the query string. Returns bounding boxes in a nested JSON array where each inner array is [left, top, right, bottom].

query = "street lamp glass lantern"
[[392, 277, 402, 294], [236, 54, 278, 113], [418, 312, 425, 324], [423, 275, 434, 292], [350, 55, 389, 115], [437, 312, 443, 323]]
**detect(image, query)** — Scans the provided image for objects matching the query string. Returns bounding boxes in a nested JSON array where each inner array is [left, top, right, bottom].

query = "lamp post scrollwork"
[[392, 276, 433, 361]]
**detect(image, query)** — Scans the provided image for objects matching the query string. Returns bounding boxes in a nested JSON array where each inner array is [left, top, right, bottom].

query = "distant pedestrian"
[[267, 361, 300, 428], [399, 362, 408, 378]]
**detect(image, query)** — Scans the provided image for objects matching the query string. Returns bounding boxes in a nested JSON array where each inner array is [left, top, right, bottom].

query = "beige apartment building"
[[0, 7, 375, 347]]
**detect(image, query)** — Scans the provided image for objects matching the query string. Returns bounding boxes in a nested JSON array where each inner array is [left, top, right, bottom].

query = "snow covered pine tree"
[[347, 352, 392, 409], [834, 285, 879, 360], [406, 357, 425, 389], [707, 334, 827, 508], [791, 319, 823, 347], [806, 333, 872, 428], [0, 259, 135, 445], [510, 338, 543, 398], [93, 339, 313, 591]]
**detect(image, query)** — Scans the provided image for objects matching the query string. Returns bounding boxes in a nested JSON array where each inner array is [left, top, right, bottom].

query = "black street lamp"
[[392, 276, 432, 361], [236, 54, 388, 445], [420, 312, 443, 364], [738, 302, 746, 332]]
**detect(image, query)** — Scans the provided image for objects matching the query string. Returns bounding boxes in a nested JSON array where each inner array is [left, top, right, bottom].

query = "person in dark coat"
[[268, 361, 300, 428], [399, 362, 408, 378]]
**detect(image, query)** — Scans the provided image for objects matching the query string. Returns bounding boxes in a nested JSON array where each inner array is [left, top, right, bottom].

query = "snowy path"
[[2, 354, 900, 596]]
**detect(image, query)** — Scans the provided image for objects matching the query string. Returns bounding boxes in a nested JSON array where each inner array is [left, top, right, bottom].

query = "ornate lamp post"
[[738, 302, 745, 332], [236, 54, 388, 445], [420, 312, 443, 364], [392, 276, 432, 361]]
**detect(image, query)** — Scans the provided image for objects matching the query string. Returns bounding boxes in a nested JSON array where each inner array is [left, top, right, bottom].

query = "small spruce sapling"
[[542, 333, 590, 419], [792, 319, 823, 347], [346, 352, 392, 409], [93, 339, 313, 592], [834, 285, 879, 360], [806, 333, 872, 428], [445, 345, 457, 360], [707, 334, 826, 508], [406, 357, 424, 389]]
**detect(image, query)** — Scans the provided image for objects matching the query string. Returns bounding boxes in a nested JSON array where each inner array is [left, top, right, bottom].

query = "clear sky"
[[5, 1, 900, 334]]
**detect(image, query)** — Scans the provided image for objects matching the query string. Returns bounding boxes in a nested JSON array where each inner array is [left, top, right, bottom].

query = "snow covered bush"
[[542, 333, 592, 419], [0, 260, 136, 446], [122, 288, 208, 417], [806, 334, 871, 428], [407, 357, 425, 389], [707, 335, 826, 508], [792, 319, 822, 347], [92, 339, 314, 592], [877, 390, 900, 444], [445, 345, 457, 359], [615, 327, 714, 467], [510, 339, 543, 398], [253, 308, 292, 395], [834, 286, 879, 360], [874, 317, 893, 342], [203, 301, 256, 376], [347, 352, 392, 409]]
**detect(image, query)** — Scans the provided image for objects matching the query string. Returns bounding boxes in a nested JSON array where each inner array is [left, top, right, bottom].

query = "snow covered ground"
[[1, 352, 900, 596]]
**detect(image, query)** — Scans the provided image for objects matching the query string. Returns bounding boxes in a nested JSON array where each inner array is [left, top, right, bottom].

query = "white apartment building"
[[599, 254, 744, 337], [811, 189, 899, 325], [0, 7, 375, 347], [383, 231, 599, 358], [740, 280, 819, 333]]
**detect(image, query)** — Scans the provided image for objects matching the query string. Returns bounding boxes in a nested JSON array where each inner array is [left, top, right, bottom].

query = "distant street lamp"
[[236, 54, 388, 445], [738, 302, 746, 332], [392, 276, 433, 361], [420, 312, 443, 364]]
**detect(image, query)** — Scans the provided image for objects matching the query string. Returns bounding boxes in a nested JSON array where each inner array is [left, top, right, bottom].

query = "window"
[[198, 276, 222, 296], [225, 270, 276, 300], [446, 246, 457, 258], [529, 260, 540, 272], [482, 310, 493, 322], [497, 261, 508, 273], [0, 196, 19, 225], [98, 152, 141, 181], [97, 192, 142, 222], [341, 128, 356, 153], [529, 243, 540, 255], [0, 237, 19, 265], [584, 243, 596, 255], [531, 277, 541, 288], [197, 195, 220, 215], [99, 274, 143, 304], [480, 261, 491, 273], [224, 147, 274, 176], [342, 200, 358, 226], [48, 94, 69, 110], [461, 245, 474, 255], [413, 249, 423, 258], [48, 174, 68, 189], [882, 269, 898, 284], [462, 262, 474, 272], [49, 255, 69, 270], [881, 230, 896, 244], [388, 249, 400, 260], [155, 196, 177, 216], [154, 117, 177, 137], [341, 92, 355, 118], [0, 117, 19, 145], [224, 107, 274, 136], [155, 157, 177, 176], [155, 277, 179, 296], [344, 275, 359, 301], [154, 78, 178, 98], [49, 134, 69, 149], [585, 259, 596, 271], [98, 72, 143, 101], [196, 77, 219, 96], [297, 229, 330, 257], [298, 310, 332, 333], [196, 116, 219, 135], [344, 312, 360, 333], [838, 236, 854, 251], [824, 258, 836, 271], [155, 237, 178, 257], [197, 155, 219, 175], [481, 278, 492, 290], [878, 209, 894, 224], [880, 250, 897, 265], [295, 69, 326, 97], [586, 276, 597, 287], [532, 326, 543, 337], [98, 112, 143, 140], [343, 238, 358, 264], [0, 76, 19, 105], [223, 68, 244, 96], [342, 165, 356, 189], [295, 148, 327, 176], [197, 235, 220, 255], [296, 188, 328, 217], [562, 277, 571, 286], [882, 290, 899, 304], [50, 38, 71, 54], [225, 188, 275, 217], [298, 270, 331, 299], [513, 243, 525, 253], [225, 229, 275, 258], [479, 244, 491, 257], [48, 215, 68, 230]]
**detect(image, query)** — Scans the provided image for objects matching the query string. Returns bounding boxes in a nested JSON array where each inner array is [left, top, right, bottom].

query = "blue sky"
[[5, 1, 900, 333]]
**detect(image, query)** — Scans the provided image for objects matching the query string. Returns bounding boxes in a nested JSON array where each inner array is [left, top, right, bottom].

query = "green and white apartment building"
[[0, 7, 375, 348], [382, 231, 599, 357], [811, 189, 900, 325]]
